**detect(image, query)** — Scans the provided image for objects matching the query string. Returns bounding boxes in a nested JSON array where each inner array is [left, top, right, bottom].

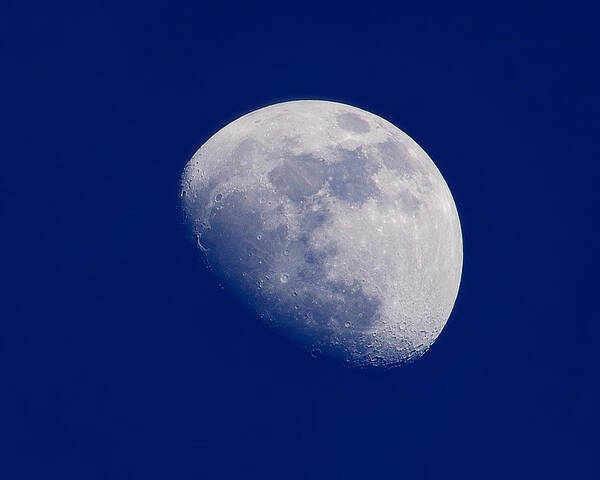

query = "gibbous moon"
[[181, 100, 462, 367]]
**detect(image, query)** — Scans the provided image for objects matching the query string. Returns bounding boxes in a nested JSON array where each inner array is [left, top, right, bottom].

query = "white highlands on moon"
[[181, 100, 463, 367]]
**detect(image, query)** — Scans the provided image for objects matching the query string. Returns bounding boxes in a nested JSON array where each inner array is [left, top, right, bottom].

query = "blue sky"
[[2, 1, 598, 478]]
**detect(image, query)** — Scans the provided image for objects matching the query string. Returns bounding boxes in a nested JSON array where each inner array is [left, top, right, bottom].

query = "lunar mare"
[[181, 100, 462, 367]]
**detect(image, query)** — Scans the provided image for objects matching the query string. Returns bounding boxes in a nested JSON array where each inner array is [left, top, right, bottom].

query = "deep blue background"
[[2, 1, 599, 478]]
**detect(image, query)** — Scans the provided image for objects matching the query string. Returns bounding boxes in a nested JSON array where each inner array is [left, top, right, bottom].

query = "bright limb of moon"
[[181, 100, 462, 367]]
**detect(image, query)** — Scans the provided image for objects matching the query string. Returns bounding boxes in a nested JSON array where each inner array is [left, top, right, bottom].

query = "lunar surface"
[[180, 100, 462, 367]]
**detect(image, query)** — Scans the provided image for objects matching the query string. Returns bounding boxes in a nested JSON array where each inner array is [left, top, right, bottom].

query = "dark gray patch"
[[300, 208, 329, 232], [282, 135, 301, 150], [327, 147, 380, 204], [231, 137, 264, 167], [397, 190, 421, 212], [268, 154, 325, 202], [337, 112, 370, 133], [303, 247, 327, 269], [229, 136, 282, 179], [288, 234, 329, 284], [377, 140, 419, 176]]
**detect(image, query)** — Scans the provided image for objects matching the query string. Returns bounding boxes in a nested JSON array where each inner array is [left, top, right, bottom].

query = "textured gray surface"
[[181, 100, 462, 366]]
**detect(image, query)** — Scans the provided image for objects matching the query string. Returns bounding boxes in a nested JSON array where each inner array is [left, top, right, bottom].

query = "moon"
[[180, 100, 462, 367]]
